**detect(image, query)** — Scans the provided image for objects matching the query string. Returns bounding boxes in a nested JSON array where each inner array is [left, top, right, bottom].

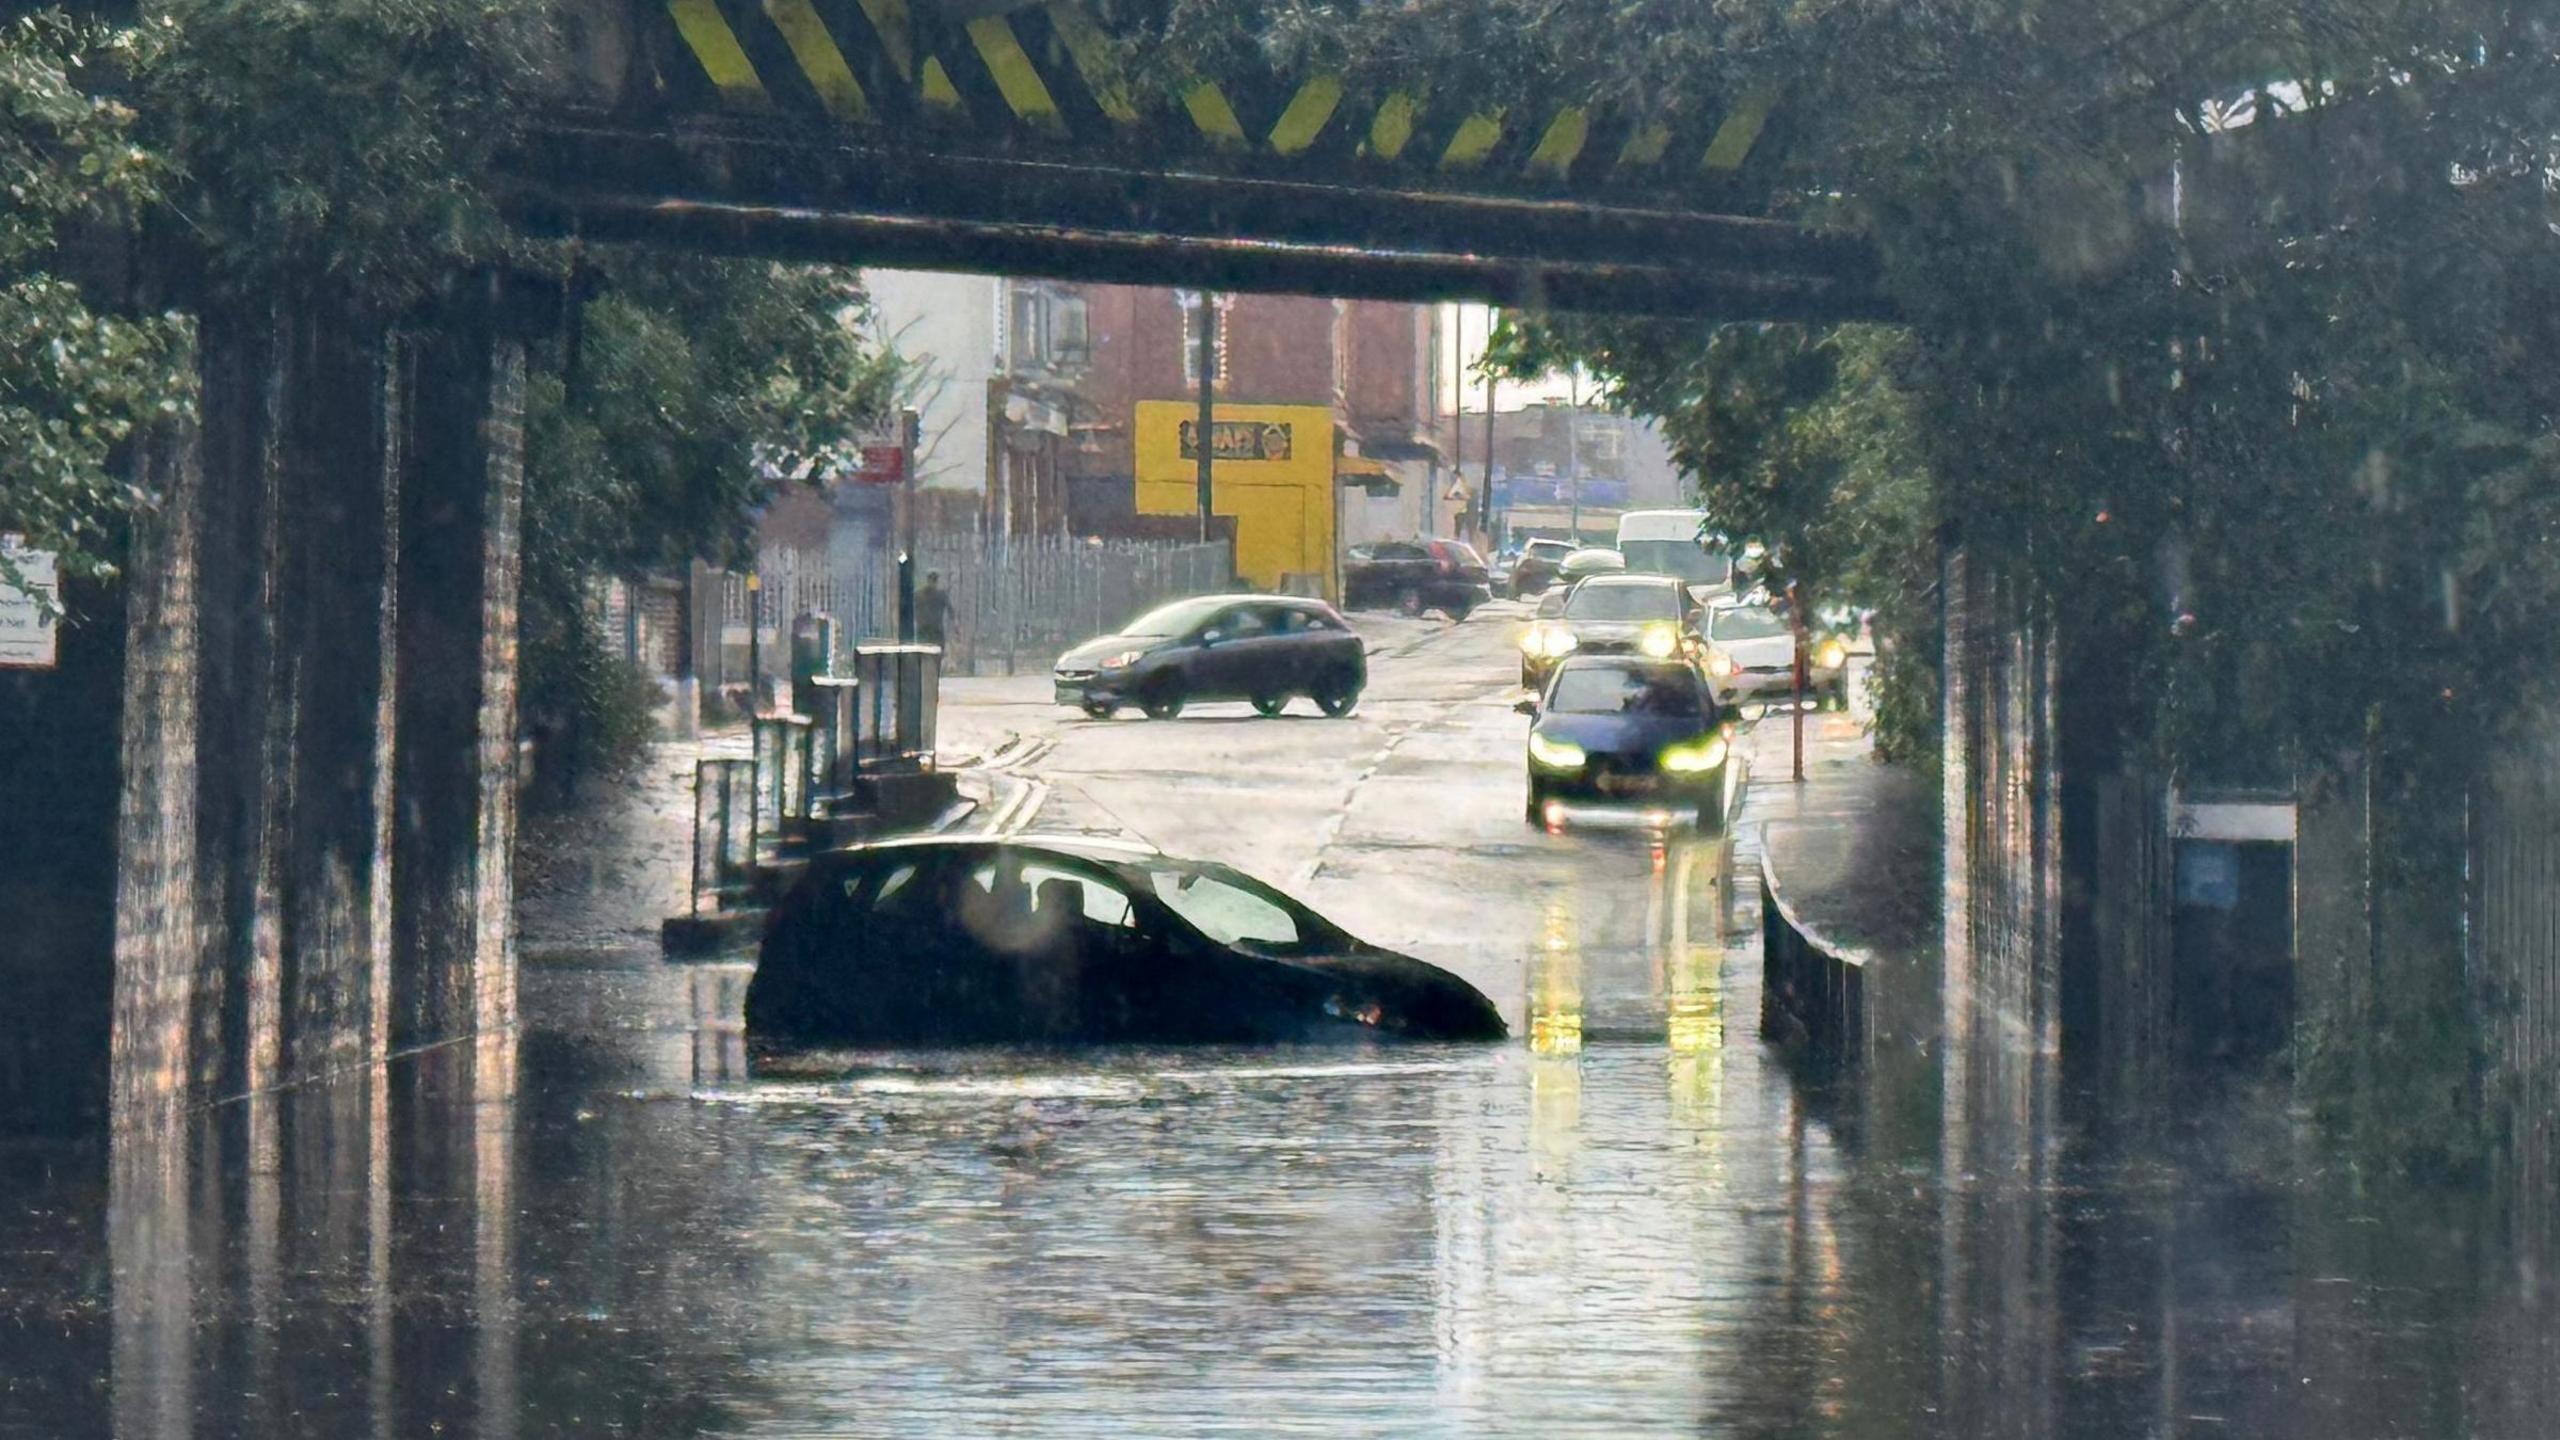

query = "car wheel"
[[1445, 598, 1474, 622], [1314, 679, 1360, 717], [1250, 694, 1289, 717], [1398, 588, 1423, 617], [1080, 699, 1115, 720], [1140, 682, 1185, 720]]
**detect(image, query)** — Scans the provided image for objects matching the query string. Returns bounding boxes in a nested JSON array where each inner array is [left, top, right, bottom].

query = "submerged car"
[[1518, 657, 1732, 828], [745, 837, 1508, 1047], [1517, 573, 1701, 690], [1054, 594, 1365, 719], [1700, 602, 1848, 710]]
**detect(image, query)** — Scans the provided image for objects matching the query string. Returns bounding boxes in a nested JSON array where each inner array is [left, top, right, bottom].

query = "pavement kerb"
[[1754, 843, 1883, 975]]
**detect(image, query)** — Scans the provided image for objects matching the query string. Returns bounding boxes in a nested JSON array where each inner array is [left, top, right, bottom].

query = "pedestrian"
[[915, 570, 953, 648]]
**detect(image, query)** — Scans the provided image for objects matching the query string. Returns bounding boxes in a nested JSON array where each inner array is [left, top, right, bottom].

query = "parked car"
[[745, 836, 1508, 1047], [1343, 539, 1493, 618], [1505, 537, 1579, 598], [1054, 594, 1366, 720], [1516, 573, 1701, 690], [1517, 656, 1732, 828], [1699, 602, 1849, 709]]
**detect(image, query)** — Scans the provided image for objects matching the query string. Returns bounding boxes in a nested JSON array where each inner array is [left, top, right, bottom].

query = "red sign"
[[853, 442, 905, 485]]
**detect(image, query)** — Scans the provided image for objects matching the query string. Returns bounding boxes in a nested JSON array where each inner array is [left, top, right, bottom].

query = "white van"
[[1614, 509, 1733, 600]]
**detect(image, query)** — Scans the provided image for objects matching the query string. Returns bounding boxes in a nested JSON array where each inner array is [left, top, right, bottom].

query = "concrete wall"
[[0, 286, 534, 1138]]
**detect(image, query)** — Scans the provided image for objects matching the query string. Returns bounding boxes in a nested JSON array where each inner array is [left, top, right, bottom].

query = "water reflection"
[[10, 895, 2555, 1436]]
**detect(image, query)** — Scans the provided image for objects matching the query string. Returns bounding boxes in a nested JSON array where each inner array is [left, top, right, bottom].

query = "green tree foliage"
[[1, 13, 192, 581], [520, 254, 899, 783], [140, 0, 548, 308], [1462, 2, 2555, 1165], [1464, 4, 2560, 785], [9, 3, 900, 780], [1491, 318, 1943, 761]]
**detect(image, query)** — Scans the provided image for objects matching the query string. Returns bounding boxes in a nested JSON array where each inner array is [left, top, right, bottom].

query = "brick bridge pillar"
[[73, 279, 531, 1133]]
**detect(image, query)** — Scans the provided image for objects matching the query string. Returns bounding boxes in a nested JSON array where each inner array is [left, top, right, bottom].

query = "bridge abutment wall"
[[1, 286, 526, 1136]]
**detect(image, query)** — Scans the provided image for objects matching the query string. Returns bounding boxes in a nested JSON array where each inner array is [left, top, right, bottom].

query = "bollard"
[[790, 613, 838, 720]]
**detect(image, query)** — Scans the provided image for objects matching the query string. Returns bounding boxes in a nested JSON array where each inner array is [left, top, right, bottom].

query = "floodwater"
[[7, 845, 2558, 1438]]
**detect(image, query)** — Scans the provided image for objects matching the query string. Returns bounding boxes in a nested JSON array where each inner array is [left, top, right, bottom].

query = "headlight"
[[1639, 624, 1678, 658], [1706, 650, 1737, 677], [1098, 649, 1147, 670], [1518, 624, 1579, 659], [1527, 732, 1587, 770], [1816, 639, 1847, 669], [1659, 736, 1729, 774]]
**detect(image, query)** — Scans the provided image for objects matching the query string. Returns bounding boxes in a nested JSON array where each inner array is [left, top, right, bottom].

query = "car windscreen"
[[1548, 666, 1706, 716], [1122, 597, 1233, 638], [1711, 607, 1790, 641], [1619, 540, 1731, 586], [1563, 584, 1681, 622], [1138, 864, 1325, 953]]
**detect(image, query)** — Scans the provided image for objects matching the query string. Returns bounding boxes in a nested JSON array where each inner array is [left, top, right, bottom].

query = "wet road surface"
[[7, 605, 2558, 1437]]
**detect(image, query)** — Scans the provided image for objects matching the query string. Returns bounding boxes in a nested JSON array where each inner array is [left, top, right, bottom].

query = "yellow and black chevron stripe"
[[652, 0, 1777, 192]]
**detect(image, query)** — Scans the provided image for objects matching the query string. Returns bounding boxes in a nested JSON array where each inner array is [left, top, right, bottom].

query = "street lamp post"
[[1479, 327, 1495, 542], [1193, 291, 1216, 544], [1566, 367, 1581, 540], [896, 406, 919, 644]]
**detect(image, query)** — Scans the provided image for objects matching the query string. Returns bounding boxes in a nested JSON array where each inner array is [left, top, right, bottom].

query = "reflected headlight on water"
[[1639, 624, 1678, 658], [1520, 623, 1579, 659], [1658, 736, 1728, 774], [1527, 732, 1587, 771]]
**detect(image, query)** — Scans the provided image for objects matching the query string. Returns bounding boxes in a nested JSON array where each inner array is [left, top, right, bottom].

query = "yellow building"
[[1134, 402, 1339, 598]]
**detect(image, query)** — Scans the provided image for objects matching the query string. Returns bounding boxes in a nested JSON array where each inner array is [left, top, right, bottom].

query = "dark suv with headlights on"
[[1054, 595, 1366, 720], [1517, 656, 1732, 829], [1516, 573, 1701, 690]]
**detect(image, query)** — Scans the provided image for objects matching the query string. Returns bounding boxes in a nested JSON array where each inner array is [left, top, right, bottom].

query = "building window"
[[1051, 294, 1090, 367], [1004, 285, 1092, 373], [1009, 286, 1046, 370], [1178, 292, 1231, 387]]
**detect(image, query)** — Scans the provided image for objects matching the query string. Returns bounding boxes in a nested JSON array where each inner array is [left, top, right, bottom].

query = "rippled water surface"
[[6, 931, 2556, 1438]]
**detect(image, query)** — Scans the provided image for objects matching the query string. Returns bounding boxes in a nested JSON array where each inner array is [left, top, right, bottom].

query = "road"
[[26, 600, 2504, 1440], [938, 600, 1769, 1040]]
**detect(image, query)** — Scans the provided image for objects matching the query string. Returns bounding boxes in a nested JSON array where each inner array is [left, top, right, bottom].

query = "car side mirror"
[[1513, 697, 1538, 717]]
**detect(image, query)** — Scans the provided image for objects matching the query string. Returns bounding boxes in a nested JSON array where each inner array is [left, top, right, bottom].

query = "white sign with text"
[[0, 538, 61, 670]]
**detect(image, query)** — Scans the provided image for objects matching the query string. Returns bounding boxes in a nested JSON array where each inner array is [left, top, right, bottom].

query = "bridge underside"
[[516, 0, 1888, 318], [509, 123, 1887, 319]]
